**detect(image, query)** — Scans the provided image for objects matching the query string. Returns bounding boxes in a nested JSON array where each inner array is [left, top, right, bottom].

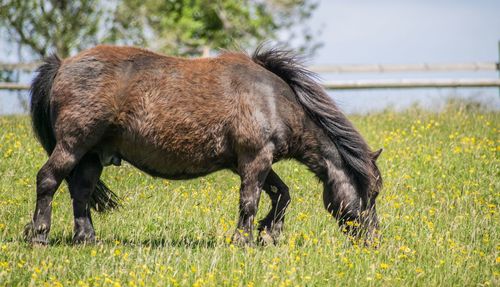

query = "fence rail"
[[323, 79, 500, 90], [1, 61, 499, 91], [310, 62, 500, 74], [2, 79, 500, 91], [0, 82, 30, 90], [0, 61, 41, 71]]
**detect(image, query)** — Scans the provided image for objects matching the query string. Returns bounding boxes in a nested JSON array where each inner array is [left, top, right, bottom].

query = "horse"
[[24, 44, 383, 246]]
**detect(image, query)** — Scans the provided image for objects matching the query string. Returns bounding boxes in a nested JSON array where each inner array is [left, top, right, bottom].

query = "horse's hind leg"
[[24, 144, 82, 244], [67, 153, 103, 244], [257, 169, 290, 245], [25, 106, 110, 245]]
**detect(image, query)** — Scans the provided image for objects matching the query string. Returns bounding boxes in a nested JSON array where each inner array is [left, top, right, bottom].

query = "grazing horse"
[[25, 45, 382, 246]]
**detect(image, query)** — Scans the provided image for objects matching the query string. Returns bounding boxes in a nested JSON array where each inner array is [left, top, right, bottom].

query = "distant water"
[[323, 70, 500, 114], [330, 88, 499, 114]]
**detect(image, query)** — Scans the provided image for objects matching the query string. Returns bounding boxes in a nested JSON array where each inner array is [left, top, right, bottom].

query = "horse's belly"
[[124, 149, 231, 179], [114, 128, 234, 179]]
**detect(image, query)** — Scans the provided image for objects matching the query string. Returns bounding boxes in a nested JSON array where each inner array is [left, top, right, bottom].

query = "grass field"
[[0, 101, 498, 286]]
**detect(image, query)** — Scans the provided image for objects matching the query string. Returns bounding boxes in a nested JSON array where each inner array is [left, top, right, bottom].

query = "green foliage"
[[0, 102, 498, 286], [0, 0, 101, 57], [112, 0, 319, 56], [0, 0, 319, 58]]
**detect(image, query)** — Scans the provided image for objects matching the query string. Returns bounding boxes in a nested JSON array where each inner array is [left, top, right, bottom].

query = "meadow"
[[0, 101, 498, 286]]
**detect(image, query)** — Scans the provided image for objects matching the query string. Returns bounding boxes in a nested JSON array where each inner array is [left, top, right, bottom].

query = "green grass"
[[0, 101, 498, 286]]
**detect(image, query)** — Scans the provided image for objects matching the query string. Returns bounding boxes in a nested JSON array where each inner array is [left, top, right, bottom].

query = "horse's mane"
[[251, 45, 374, 189]]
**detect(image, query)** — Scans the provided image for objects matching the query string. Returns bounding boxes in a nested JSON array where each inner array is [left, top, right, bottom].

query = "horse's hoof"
[[72, 234, 96, 245], [23, 222, 34, 242], [24, 222, 49, 246], [32, 238, 49, 246], [231, 231, 253, 246], [257, 230, 276, 246]]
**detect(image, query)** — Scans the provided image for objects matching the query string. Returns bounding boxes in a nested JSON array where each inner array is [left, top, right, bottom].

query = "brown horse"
[[24, 45, 382, 246]]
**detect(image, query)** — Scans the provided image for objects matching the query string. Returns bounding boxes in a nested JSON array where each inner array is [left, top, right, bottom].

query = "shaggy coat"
[[26, 45, 382, 245]]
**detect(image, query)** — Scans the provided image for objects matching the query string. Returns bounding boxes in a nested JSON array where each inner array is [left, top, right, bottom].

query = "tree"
[[112, 0, 320, 56], [0, 0, 320, 58], [0, 0, 102, 58]]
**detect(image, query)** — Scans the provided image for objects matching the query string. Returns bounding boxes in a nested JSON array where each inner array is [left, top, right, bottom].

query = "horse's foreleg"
[[24, 144, 80, 245], [232, 146, 273, 246], [67, 153, 103, 244], [257, 169, 290, 245]]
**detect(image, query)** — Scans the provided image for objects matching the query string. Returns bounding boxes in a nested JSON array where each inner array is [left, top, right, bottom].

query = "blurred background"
[[1, 0, 499, 114]]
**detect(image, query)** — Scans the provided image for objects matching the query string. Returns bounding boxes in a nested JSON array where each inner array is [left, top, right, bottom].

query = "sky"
[[310, 0, 500, 65], [1, 0, 499, 114], [305, 0, 500, 113]]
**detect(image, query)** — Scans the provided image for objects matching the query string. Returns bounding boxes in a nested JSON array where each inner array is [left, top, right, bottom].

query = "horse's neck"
[[296, 124, 361, 210], [296, 123, 349, 184]]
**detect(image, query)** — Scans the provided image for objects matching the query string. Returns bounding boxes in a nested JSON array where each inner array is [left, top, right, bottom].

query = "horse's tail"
[[251, 45, 373, 186], [30, 54, 119, 212]]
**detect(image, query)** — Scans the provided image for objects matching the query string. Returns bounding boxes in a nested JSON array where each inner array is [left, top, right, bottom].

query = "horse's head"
[[363, 148, 383, 243], [322, 148, 383, 246]]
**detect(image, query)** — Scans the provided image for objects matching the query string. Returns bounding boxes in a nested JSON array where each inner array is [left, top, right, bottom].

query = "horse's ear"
[[372, 148, 383, 161]]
